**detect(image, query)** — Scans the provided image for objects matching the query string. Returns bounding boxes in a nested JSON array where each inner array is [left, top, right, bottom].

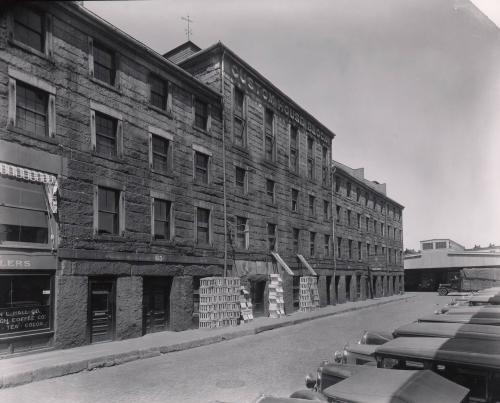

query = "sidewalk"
[[0, 293, 415, 389]]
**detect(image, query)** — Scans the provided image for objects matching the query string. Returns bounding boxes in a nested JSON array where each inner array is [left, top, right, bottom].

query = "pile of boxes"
[[268, 274, 285, 318], [199, 277, 241, 329], [299, 276, 320, 312], [239, 286, 253, 323]]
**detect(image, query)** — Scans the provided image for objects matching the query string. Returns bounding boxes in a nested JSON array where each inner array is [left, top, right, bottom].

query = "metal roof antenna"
[[181, 14, 194, 41]]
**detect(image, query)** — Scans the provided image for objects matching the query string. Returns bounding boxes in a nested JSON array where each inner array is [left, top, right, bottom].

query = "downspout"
[[221, 46, 228, 277], [331, 155, 337, 305]]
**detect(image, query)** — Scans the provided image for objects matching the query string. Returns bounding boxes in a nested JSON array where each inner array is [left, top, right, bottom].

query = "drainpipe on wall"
[[221, 46, 228, 278], [331, 159, 337, 305]]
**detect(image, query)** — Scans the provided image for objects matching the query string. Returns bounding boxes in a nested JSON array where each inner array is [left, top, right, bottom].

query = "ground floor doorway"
[[326, 276, 332, 305], [345, 275, 351, 301], [89, 279, 115, 343], [250, 279, 266, 316], [334, 276, 340, 303], [143, 277, 172, 335]]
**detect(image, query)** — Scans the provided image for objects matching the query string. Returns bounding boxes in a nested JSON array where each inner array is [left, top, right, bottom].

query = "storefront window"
[[0, 177, 49, 244], [0, 275, 52, 335]]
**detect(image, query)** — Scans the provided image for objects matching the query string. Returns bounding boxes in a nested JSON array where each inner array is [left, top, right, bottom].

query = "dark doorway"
[[293, 276, 300, 311], [345, 275, 351, 301], [250, 280, 266, 316], [326, 276, 332, 305], [89, 279, 115, 343], [143, 277, 172, 335], [372, 277, 376, 298], [334, 276, 340, 303], [356, 275, 361, 299]]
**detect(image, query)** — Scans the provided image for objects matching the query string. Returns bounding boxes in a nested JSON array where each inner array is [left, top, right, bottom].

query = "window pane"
[[196, 208, 210, 244], [234, 88, 244, 117], [152, 135, 169, 172], [98, 187, 118, 235], [235, 167, 245, 190], [95, 113, 116, 157], [195, 152, 209, 183], [14, 8, 44, 52], [93, 42, 115, 85], [154, 199, 171, 241], [16, 82, 47, 136], [150, 75, 166, 109], [194, 100, 208, 130]]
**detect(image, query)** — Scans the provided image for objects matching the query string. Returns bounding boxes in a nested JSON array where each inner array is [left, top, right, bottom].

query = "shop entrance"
[[345, 275, 351, 301], [143, 277, 172, 335], [89, 280, 115, 343], [250, 279, 266, 316]]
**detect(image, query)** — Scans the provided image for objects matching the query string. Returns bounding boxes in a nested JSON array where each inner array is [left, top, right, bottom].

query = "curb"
[[0, 294, 414, 389]]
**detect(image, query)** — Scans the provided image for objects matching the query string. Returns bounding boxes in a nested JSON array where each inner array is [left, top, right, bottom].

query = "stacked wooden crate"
[[268, 274, 285, 318], [239, 286, 253, 323], [299, 276, 320, 312], [199, 277, 241, 329]]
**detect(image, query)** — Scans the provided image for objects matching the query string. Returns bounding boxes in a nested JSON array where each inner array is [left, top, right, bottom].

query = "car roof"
[[346, 342, 378, 356], [394, 322, 500, 340], [419, 314, 500, 325], [375, 336, 500, 370], [444, 306, 500, 316], [322, 368, 469, 403]]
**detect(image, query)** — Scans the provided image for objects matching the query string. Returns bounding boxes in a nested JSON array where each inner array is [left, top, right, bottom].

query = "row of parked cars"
[[257, 287, 500, 403]]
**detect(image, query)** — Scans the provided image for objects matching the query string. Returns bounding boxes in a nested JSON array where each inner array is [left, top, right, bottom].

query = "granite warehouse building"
[[0, 2, 404, 356]]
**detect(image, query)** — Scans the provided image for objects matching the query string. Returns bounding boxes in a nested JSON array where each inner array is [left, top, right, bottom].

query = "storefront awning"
[[297, 254, 317, 276], [271, 252, 294, 276]]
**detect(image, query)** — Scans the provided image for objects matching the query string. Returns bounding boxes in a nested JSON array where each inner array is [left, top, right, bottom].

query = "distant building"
[[404, 239, 500, 290]]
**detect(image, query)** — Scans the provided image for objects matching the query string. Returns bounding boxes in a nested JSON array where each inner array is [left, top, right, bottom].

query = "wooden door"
[[89, 280, 115, 343]]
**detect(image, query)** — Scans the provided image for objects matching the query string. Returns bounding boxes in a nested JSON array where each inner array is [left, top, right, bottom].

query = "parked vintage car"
[[291, 362, 374, 400], [358, 329, 393, 345], [374, 336, 500, 402], [393, 321, 500, 340], [441, 306, 500, 317], [468, 293, 500, 306], [322, 368, 469, 403], [333, 342, 378, 365], [419, 313, 500, 325]]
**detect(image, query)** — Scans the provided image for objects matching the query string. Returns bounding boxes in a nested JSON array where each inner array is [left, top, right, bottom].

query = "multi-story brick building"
[[0, 2, 404, 356]]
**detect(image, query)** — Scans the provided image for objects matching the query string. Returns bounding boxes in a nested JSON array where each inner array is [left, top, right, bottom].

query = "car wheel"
[[438, 288, 448, 296]]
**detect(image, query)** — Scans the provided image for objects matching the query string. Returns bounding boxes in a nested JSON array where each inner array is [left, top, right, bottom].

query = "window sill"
[[151, 168, 175, 179], [7, 125, 58, 145], [0, 243, 54, 251], [91, 151, 123, 164], [9, 39, 53, 63], [193, 126, 209, 136], [0, 329, 54, 342], [90, 76, 122, 95], [151, 239, 175, 246], [148, 104, 173, 119]]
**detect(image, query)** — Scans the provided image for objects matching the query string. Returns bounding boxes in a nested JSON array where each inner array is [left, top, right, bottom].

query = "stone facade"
[[0, 2, 404, 355]]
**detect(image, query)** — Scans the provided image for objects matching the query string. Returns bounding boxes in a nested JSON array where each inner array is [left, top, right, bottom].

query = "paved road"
[[0, 293, 451, 403]]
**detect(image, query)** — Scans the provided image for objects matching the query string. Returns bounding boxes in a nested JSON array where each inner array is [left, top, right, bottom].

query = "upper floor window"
[[291, 188, 299, 212], [347, 209, 352, 226], [233, 87, 246, 146], [357, 213, 361, 229], [324, 234, 331, 256], [374, 219, 378, 234], [235, 167, 247, 194], [150, 74, 167, 110], [93, 42, 115, 86], [337, 237, 342, 258], [293, 228, 300, 253], [235, 216, 249, 249], [0, 177, 50, 244], [267, 223, 277, 252], [153, 199, 172, 240], [336, 205, 341, 223], [366, 217, 370, 231], [310, 232, 316, 256], [347, 182, 352, 198], [194, 99, 208, 131], [97, 186, 120, 235], [307, 137, 314, 180], [335, 176, 341, 193], [194, 151, 209, 184], [323, 200, 330, 220], [13, 8, 44, 53], [380, 222, 384, 236], [16, 82, 48, 137], [356, 188, 361, 202], [95, 112, 117, 157], [322, 146, 329, 185], [196, 207, 210, 245], [152, 135, 170, 173], [264, 109, 275, 161], [290, 125, 299, 173], [358, 241, 362, 260], [266, 179, 275, 204], [309, 195, 315, 216]]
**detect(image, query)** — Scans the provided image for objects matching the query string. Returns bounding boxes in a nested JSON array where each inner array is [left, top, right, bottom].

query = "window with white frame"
[[235, 166, 247, 194], [90, 102, 123, 158], [194, 151, 209, 184], [267, 223, 277, 252], [307, 137, 314, 180], [152, 198, 172, 240], [233, 87, 246, 146], [291, 188, 299, 212], [196, 207, 210, 245], [7, 68, 56, 138], [235, 216, 249, 249], [97, 186, 120, 235], [289, 125, 299, 173], [264, 108, 275, 161]]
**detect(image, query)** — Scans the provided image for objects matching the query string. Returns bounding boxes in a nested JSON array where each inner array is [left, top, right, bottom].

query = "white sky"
[[84, 0, 500, 251]]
